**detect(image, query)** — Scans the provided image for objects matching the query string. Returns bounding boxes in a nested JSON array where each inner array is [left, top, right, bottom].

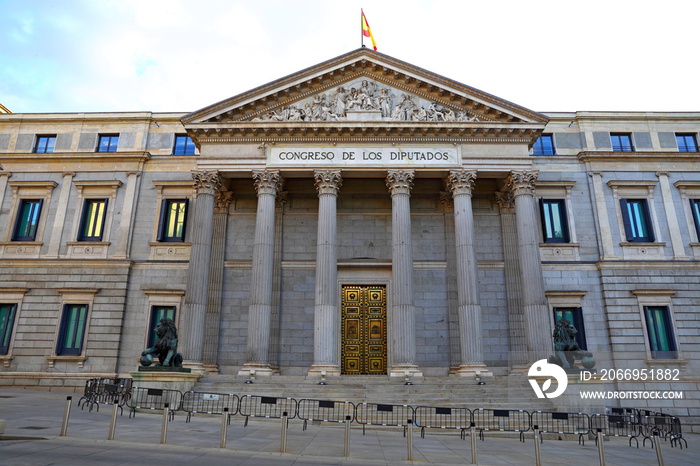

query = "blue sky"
[[2, 0, 699, 114]]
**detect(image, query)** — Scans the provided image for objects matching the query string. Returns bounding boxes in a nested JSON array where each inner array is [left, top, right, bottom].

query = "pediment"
[[182, 49, 548, 143]]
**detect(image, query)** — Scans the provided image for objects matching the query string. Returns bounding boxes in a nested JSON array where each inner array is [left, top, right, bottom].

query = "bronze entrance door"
[[341, 285, 387, 375]]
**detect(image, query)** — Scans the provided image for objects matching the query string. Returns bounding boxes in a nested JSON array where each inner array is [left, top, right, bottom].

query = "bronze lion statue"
[[140, 318, 183, 367], [548, 318, 595, 370]]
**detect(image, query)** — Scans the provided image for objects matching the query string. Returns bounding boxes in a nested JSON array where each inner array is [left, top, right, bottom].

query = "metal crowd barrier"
[[472, 408, 531, 442], [414, 406, 471, 439], [637, 411, 687, 449], [354, 402, 415, 436], [238, 395, 298, 427], [181, 391, 239, 423], [531, 411, 590, 445], [127, 387, 183, 421], [78, 377, 132, 414], [296, 398, 356, 430], [590, 413, 640, 447]]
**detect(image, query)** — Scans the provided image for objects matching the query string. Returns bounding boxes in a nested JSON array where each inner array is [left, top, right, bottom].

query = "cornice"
[[578, 151, 700, 163], [0, 151, 151, 172]]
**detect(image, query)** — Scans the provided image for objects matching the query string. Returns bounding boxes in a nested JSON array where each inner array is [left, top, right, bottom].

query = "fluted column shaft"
[[386, 170, 421, 375], [182, 171, 221, 369], [241, 170, 282, 373], [446, 170, 488, 373], [310, 170, 342, 375], [506, 170, 551, 358]]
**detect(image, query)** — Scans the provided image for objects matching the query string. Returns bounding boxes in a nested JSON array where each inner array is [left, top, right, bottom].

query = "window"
[[157, 199, 188, 242], [78, 199, 108, 241], [56, 304, 89, 356], [173, 135, 196, 155], [643, 306, 677, 359], [532, 134, 555, 155], [97, 134, 119, 152], [676, 133, 698, 152], [34, 135, 56, 153], [147, 306, 176, 348], [0, 304, 17, 355], [691, 199, 700, 239], [553, 307, 587, 350], [610, 133, 634, 152], [620, 199, 655, 242], [539, 199, 570, 243], [12, 199, 43, 241]]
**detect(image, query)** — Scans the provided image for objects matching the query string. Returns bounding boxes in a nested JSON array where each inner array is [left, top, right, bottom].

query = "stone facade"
[[0, 50, 697, 428]]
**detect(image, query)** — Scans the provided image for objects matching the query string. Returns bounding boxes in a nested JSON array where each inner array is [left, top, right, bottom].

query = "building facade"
[[0, 50, 697, 422]]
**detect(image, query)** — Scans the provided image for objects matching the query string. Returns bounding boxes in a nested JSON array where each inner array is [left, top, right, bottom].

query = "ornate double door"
[[341, 285, 387, 375]]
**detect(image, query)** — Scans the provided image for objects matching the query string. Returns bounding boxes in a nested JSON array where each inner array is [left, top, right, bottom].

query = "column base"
[[389, 365, 423, 378], [238, 363, 275, 378], [452, 364, 493, 378], [182, 360, 207, 375], [508, 364, 532, 376], [307, 364, 341, 377], [203, 364, 220, 374]]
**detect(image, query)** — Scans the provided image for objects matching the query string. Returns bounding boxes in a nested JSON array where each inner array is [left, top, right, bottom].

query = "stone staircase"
[[192, 373, 557, 412]]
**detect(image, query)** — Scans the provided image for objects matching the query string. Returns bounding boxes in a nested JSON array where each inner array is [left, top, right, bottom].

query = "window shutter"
[[619, 199, 633, 241], [157, 199, 168, 241]]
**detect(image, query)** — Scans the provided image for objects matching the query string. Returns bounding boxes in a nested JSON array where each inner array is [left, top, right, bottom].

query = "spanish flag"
[[361, 9, 377, 51]]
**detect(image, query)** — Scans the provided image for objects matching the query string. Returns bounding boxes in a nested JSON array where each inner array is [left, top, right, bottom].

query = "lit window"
[[553, 307, 587, 350], [12, 199, 43, 241], [691, 199, 700, 239], [97, 134, 119, 152], [676, 133, 698, 152], [173, 135, 196, 155], [610, 133, 634, 152], [78, 199, 108, 241], [539, 199, 570, 243], [643, 306, 677, 359], [620, 199, 654, 242], [56, 304, 88, 355], [532, 135, 555, 155], [0, 303, 17, 355], [157, 199, 188, 242], [34, 135, 56, 153], [148, 306, 176, 348]]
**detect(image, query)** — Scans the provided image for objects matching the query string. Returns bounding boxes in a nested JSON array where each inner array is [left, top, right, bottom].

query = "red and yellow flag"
[[361, 9, 377, 51]]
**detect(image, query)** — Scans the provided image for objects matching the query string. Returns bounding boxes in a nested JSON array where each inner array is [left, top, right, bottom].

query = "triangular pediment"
[[182, 49, 548, 143]]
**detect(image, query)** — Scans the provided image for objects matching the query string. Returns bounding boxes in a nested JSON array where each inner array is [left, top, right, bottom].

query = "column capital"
[[61, 171, 75, 178], [446, 169, 477, 197], [386, 169, 415, 196], [214, 191, 233, 213], [192, 170, 221, 196], [505, 170, 538, 197], [252, 169, 282, 196], [655, 171, 670, 178], [314, 169, 343, 196], [495, 191, 515, 213]]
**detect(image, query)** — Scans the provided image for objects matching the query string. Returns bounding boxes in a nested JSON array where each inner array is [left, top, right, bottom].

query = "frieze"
[[268, 145, 459, 168]]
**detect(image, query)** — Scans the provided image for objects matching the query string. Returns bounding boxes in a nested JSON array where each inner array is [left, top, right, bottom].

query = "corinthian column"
[[239, 169, 282, 376], [505, 170, 551, 359], [309, 170, 342, 376], [446, 169, 491, 376], [386, 170, 422, 377], [182, 170, 221, 372]]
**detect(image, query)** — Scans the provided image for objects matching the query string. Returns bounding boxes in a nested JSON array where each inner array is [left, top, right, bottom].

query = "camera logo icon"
[[528, 359, 568, 399]]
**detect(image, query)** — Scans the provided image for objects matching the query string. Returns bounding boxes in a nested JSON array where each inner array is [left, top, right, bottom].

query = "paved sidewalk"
[[0, 389, 697, 465]]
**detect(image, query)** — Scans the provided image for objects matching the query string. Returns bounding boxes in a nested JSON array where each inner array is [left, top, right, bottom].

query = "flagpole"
[[361, 9, 364, 48]]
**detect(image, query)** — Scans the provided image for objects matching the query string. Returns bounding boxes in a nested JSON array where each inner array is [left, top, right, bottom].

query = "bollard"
[[344, 415, 351, 457], [533, 424, 542, 466], [59, 396, 72, 437], [220, 407, 229, 449], [406, 419, 413, 461], [160, 403, 170, 444], [596, 428, 606, 466], [470, 422, 477, 465], [280, 411, 288, 453], [107, 400, 119, 440], [652, 430, 665, 466]]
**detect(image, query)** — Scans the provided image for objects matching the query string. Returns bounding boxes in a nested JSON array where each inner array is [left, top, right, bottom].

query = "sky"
[[2, 0, 699, 115]]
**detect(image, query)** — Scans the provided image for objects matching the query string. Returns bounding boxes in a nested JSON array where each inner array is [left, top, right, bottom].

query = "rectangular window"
[[620, 198, 655, 242], [12, 199, 43, 241], [56, 304, 88, 355], [148, 306, 176, 348], [173, 135, 196, 155], [610, 133, 634, 152], [691, 199, 700, 239], [157, 199, 188, 242], [97, 134, 119, 152], [532, 134, 555, 155], [34, 135, 57, 153], [539, 199, 570, 243], [644, 306, 677, 359], [553, 307, 587, 350], [0, 303, 18, 355], [78, 199, 108, 241], [676, 133, 698, 152]]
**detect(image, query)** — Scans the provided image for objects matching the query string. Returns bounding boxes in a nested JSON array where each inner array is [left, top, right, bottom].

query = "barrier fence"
[[355, 402, 415, 436], [78, 377, 132, 414], [127, 387, 183, 420], [181, 391, 239, 423], [531, 411, 590, 445], [297, 398, 355, 430], [472, 408, 531, 442], [414, 406, 471, 439], [238, 395, 298, 427]]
